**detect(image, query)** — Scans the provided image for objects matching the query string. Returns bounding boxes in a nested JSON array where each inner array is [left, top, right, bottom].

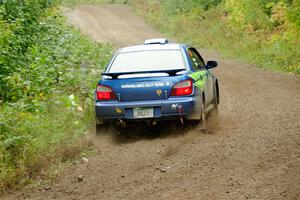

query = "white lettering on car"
[[121, 82, 170, 89]]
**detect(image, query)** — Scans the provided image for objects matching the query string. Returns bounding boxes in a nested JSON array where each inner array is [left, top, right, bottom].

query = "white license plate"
[[133, 107, 154, 119]]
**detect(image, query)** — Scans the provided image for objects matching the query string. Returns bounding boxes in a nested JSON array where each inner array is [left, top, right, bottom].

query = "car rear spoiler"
[[101, 69, 186, 79]]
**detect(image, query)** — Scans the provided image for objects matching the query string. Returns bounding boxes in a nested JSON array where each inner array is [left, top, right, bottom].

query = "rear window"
[[108, 50, 185, 73]]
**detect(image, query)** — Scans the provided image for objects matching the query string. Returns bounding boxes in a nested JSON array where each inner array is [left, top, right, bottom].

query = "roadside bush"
[[62, 0, 129, 6], [287, 0, 300, 29], [225, 0, 273, 31], [130, 0, 300, 74], [161, 0, 221, 16], [0, 1, 112, 191]]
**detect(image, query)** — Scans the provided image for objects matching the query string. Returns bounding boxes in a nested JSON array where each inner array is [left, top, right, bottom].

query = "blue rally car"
[[95, 39, 219, 130]]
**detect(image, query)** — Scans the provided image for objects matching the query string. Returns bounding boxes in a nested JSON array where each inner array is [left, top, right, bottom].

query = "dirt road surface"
[[4, 4, 300, 200]]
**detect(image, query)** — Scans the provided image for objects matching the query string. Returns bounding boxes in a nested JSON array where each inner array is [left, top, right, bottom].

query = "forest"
[[131, 0, 300, 74], [0, 0, 111, 190], [0, 0, 299, 191]]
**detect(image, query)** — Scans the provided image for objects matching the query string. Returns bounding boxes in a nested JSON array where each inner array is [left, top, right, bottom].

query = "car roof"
[[119, 43, 185, 53]]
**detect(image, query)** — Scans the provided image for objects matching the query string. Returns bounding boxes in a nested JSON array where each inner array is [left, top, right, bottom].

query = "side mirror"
[[206, 61, 218, 69]]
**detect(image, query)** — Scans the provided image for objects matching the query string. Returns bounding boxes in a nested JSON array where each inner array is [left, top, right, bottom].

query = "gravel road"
[[4, 4, 300, 200]]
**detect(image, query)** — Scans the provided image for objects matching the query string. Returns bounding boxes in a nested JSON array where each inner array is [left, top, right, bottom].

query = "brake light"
[[96, 84, 116, 100], [171, 79, 193, 96]]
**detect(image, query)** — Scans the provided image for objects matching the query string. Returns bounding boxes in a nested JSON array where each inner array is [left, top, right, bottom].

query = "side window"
[[187, 48, 205, 71]]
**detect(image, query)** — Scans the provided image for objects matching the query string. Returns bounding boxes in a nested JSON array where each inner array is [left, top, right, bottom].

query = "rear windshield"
[[108, 50, 185, 73]]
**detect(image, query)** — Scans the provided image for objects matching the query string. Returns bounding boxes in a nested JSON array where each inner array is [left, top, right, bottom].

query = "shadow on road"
[[122, 121, 198, 141], [94, 108, 222, 144], [96, 121, 200, 144]]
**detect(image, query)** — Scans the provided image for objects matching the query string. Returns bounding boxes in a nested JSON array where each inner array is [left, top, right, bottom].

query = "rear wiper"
[[101, 69, 186, 79]]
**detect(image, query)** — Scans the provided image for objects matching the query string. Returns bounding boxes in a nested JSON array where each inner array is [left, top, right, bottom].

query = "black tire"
[[214, 81, 219, 108], [200, 98, 207, 131], [210, 82, 221, 132]]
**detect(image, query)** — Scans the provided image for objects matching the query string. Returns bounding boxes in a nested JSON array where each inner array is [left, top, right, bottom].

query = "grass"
[[62, 0, 129, 7], [130, 1, 300, 74], [0, 101, 90, 188], [0, 5, 112, 191]]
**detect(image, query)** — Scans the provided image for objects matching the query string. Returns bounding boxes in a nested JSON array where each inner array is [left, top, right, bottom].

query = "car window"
[[109, 50, 186, 73], [187, 48, 205, 71]]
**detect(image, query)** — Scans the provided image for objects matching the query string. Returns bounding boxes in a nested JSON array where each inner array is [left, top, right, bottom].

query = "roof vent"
[[144, 38, 169, 45]]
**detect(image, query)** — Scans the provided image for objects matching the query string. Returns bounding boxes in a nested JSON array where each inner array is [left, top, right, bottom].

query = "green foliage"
[[0, 0, 55, 101], [0, 0, 111, 104], [0, 99, 89, 189], [161, 0, 221, 16], [131, 0, 300, 74], [62, 0, 129, 7], [0, 1, 112, 190], [225, 0, 273, 30], [287, 0, 300, 29]]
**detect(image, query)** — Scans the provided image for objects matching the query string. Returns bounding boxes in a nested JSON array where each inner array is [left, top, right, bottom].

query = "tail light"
[[171, 79, 193, 96], [96, 84, 116, 100]]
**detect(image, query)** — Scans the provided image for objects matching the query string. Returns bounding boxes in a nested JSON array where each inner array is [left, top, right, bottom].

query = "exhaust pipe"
[[180, 117, 184, 125], [147, 121, 157, 126], [116, 119, 126, 127]]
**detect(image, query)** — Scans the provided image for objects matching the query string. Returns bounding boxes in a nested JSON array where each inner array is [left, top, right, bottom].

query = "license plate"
[[133, 107, 153, 119]]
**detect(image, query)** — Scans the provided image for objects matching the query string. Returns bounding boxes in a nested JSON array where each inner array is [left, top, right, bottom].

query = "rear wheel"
[[210, 81, 221, 131], [214, 81, 219, 108], [200, 98, 207, 131], [212, 82, 219, 118]]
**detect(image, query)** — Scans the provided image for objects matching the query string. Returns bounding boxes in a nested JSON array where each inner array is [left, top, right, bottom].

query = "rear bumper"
[[95, 97, 201, 121]]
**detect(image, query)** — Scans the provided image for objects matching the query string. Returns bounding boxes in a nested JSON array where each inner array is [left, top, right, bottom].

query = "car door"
[[187, 47, 214, 105]]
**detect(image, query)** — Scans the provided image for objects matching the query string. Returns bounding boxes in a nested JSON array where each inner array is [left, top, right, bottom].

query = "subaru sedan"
[[95, 39, 219, 130]]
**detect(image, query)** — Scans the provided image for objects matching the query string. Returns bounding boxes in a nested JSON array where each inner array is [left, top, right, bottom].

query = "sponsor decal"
[[171, 104, 179, 110], [115, 107, 122, 114], [121, 82, 170, 89], [177, 105, 184, 113], [156, 89, 162, 96], [188, 71, 208, 90], [171, 104, 184, 113]]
